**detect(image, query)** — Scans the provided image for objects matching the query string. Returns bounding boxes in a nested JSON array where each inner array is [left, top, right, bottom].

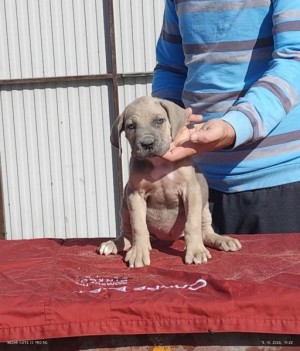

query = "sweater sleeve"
[[223, 0, 300, 148], [152, 0, 187, 106]]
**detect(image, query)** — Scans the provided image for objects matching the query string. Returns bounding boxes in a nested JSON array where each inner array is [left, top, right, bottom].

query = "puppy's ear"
[[110, 110, 125, 152], [158, 99, 189, 139]]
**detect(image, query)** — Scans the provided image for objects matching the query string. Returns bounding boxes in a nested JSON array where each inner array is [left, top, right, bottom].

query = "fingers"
[[190, 126, 213, 143], [186, 107, 203, 123], [174, 123, 205, 145], [173, 125, 193, 144], [189, 119, 235, 147], [163, 119, 236, 162], [188, 114, 203, 123], [162, 143, 198, 162]]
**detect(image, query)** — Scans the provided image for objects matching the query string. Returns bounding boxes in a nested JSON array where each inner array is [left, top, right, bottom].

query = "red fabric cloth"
[[0, 234, 299, 342]]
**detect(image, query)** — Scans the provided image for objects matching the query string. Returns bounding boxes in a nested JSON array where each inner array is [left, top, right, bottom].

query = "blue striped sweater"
[[152, 0, 300, 193]]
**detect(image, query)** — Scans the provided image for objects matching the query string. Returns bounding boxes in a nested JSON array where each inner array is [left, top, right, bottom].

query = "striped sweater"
[[152, 0, 300, 193]]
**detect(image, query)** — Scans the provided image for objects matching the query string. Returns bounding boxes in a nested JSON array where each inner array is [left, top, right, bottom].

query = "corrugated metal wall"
[[114, 1, 165, 182], [0, 0, 165, 239]]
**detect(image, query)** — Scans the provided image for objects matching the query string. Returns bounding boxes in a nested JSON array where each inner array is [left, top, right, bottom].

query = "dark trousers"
[[209, 181, 300, 234]]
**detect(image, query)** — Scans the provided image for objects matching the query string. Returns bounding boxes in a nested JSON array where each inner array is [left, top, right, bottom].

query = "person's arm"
[[152, 0, 187, 106], [163, 1, 300, 161], [222, 0, 300, 148]]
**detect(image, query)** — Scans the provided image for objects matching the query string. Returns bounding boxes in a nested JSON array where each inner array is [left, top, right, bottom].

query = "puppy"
[[99, 96, 241, 267]]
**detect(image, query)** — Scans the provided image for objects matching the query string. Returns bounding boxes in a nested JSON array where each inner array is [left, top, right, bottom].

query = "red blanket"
[[0, 234, 299, 342]]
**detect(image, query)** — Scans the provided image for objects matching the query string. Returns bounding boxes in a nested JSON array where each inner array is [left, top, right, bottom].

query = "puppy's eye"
[[156, 117, 165, 125], [126, 123, 136, 130]]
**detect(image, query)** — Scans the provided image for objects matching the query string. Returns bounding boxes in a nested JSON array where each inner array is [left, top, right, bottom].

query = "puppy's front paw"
[[125, 243, 151, 268], [98, 240, 118, 256], [185, 245, 212, 265]]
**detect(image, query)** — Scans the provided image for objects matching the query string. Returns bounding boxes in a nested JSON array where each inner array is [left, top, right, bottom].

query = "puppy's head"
[[110, 96, 189, 160]]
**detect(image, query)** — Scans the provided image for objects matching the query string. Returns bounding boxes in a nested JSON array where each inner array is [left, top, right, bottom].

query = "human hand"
[[163, 118, 236, 162], [163, 107, 203, 151], [185, 107, 203, 123]]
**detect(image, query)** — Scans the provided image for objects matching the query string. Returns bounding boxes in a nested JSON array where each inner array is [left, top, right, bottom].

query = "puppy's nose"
[[141, 137, 154, 150]]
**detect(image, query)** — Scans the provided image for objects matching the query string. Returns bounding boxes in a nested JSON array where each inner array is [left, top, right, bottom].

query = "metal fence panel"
[[0, 82, 118, 239], [0, 0, 165, 239], [114, 0, 164, 74], [0, 0, 108, 79]]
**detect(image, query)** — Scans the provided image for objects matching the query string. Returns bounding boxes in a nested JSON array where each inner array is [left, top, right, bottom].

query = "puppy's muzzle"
[[134, 134, 165, 159], [140, 136, 155, 151]]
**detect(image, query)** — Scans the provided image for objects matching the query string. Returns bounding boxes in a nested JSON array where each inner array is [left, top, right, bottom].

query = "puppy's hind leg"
[[201, 202, 242, 252], [99, 235, 131, 256]]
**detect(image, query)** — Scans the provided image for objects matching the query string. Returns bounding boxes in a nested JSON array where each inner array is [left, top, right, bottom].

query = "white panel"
[[61, 1, 78, 76], [15, 0, 33, 78], [115, 0, 133, 73], [129, 0, 146, 72], [114, 0, 165, 73], [0, 89, 22, 237], [43, 86, 66, 237], [73, 0, 89, 75], [142, 0, 161, 71], [39, 0, 56, 77], [22, 87, 44, 238], [85, 0, 102, 74], [3, 0, 22, 79], [34, 87, 56, 237], [0, 83, 118, 239], [96, 0, 107, 74], [55, 85, 77, 237], [0, 1, 10, 79], [0, 0, 165, 240], [27, 0, 44, 77], [67, 86, 86, 236], [89, 85, 117, 237], [50, 0, 68, 77], [0, 0, 164, 78], [0, 0, 108, 79]]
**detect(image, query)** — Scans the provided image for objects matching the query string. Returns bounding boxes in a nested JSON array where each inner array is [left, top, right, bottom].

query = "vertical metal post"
[[0, 156, 6, 239], [107, 0, 123, 223], [108, 0, 120, 119]]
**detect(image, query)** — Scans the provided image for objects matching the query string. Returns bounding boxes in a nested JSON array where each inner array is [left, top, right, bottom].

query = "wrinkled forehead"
[[124, 99, 167, 119]]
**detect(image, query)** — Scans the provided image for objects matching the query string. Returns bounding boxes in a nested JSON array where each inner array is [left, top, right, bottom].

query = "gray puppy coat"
[[99, 96, 241, 267]]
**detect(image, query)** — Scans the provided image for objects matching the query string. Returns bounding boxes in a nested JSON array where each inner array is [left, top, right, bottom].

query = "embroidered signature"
[[76, 276, 207, 294]]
